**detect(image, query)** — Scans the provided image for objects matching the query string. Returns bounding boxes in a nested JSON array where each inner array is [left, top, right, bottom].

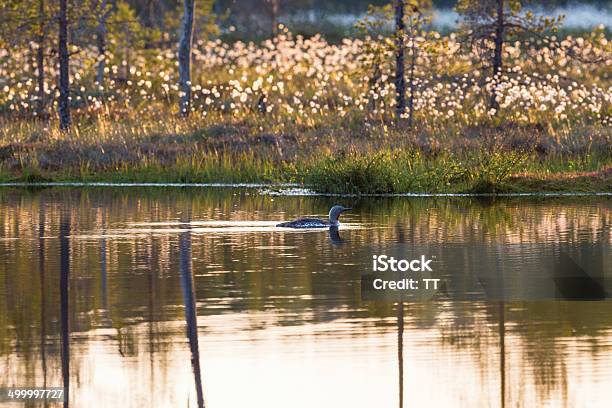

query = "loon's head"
[[328, 205, 351, 227]]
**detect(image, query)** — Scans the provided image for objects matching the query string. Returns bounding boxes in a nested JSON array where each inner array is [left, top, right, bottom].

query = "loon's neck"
[[328, 207, 344, 226]]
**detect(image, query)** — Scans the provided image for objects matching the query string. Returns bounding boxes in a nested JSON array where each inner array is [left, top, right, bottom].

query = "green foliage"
[[0, 0, 609, 195], [355, 1, 433, 41], [456, 0, 565, 44], [305, 149, 534, 194], [163, 0, 219, 41], [355, 4, 393, 37], [16, 168, 51, 183], [355, 1, 436, 117], [467, 150, 528, 192], [0, 0, 55, 47], [108, 1, 160, 52], [475, 150, 527, 184], [307, 151, 402, 194]]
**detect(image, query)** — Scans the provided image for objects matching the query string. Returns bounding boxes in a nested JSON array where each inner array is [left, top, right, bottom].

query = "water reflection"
[[179, 212, 205, 408], [499, 301, 505, 408], [39, 200, 47, 392], [397, 302, 404, 408], [0, 188, 610, 407], [60, 209, 70, 408], [328, 227, 343, 245]]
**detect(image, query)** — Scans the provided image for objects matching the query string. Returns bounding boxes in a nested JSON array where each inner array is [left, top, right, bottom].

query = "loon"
[[276, 205, 351, 228]]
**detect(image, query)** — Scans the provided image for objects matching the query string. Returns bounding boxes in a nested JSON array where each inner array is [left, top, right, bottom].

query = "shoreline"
[[0, 171, 610, 196], [1, 121, 610, 195]]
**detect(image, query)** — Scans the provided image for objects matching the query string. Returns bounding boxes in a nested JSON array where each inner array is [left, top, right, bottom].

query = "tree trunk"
[[95, 0, 113, 85], [96, 30, 106, 85], [123, 37, 130, 81], [491, 0, 504, 110], [178, 0, 196, 116], [407, 18, 417, 127], [394, 0, 406, 122], [144, 0, 155, 28], [58, 0, 71, 129], [142, 0, 157, 49], [369, 61, 381, 111], [37, 0, 45, 116], [270, 0, 280, 37]]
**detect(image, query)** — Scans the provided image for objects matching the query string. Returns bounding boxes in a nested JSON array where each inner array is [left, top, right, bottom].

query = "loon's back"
[[276, 205, 350, 229], [276, 218, 329, 229]]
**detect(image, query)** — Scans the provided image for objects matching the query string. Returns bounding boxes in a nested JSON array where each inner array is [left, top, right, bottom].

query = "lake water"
[[1, 187, 611, 407]]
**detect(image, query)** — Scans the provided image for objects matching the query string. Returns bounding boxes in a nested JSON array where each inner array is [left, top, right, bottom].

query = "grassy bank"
[[3, 151, 610, 194], [1, 114, 610, 193], [305, 150, 612, 194], [2, 28, 610, 193]]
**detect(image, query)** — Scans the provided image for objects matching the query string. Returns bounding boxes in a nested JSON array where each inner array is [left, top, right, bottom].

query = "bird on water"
[[276, 205, 351, 228]]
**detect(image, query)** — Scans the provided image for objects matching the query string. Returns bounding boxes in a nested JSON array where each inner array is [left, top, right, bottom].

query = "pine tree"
[[456, 0, 562, 110], [58, 0, 71, 130], [0, 0, 55, 116], [91, 0, 117, 85], [357, 1, 432, 125], [394, 0, 406, 122], [179, 0, 196, 116]]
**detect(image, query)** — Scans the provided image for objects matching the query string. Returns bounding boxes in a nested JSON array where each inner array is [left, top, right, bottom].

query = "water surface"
[[1, 187, 611, 407]]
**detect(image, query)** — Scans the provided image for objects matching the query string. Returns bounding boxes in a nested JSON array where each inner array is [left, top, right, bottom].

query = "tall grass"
[[305, 150, 534, 194], [1, 108, 610, 193]]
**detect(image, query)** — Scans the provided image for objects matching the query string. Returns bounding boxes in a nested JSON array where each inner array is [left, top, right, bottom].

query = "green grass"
[[0, 112, 610, 193], [3, 153, 293, 184], [303, 149, 612, 194], [2, 145, 610, 194]]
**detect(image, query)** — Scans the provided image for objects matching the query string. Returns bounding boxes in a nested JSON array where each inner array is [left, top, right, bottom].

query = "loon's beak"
[[343, 207, 352, 212]]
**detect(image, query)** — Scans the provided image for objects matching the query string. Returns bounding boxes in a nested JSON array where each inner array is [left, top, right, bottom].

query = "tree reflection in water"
[[180, 210, 205, 408], [60, 208, 70, 408], [0, 188, 610, 407]]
